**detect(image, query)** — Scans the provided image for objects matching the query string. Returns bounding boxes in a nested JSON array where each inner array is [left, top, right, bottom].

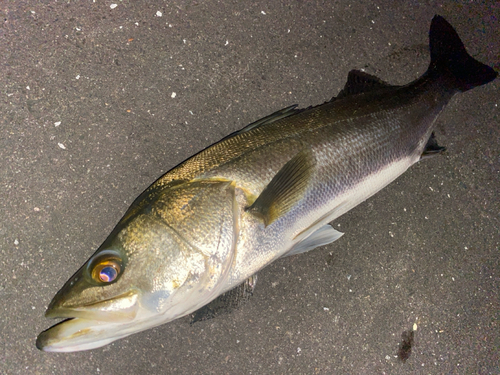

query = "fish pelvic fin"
[[247, 149, 314, 226], [283, 224, 344, 258], [428, 15, 497, 92]]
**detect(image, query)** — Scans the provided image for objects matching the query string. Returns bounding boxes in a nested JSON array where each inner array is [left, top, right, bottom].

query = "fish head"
[[37, 180, 238, 352], [37, 215, 212, 352], [42, 246, 135, 322]]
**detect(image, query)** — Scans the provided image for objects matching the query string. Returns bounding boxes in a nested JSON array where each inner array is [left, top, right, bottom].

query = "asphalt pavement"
[[1, 1, 498, 374]]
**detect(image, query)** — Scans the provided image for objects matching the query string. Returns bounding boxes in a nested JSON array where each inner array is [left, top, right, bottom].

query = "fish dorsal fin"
[[231, 105, 301, 136], [337, 70, 394, 98], [282, 224, 344, 258], [247, 149, 314, 226]]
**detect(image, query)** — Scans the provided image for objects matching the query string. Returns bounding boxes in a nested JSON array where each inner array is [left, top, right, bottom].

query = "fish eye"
[[99, 265, 117, 282], [93, 261, 120, 283], [88, 250, 123, 284]]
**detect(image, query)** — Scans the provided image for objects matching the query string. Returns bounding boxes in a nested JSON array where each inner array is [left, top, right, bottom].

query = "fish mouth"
[[37, 291, 142, 352]]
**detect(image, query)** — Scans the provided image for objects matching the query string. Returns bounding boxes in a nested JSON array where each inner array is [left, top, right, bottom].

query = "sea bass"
[[37, 16, 497, 352]]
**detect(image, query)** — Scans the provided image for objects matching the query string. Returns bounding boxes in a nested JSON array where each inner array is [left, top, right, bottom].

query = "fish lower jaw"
[[36, 309, 169, 352], [36, 318, 127, 352]]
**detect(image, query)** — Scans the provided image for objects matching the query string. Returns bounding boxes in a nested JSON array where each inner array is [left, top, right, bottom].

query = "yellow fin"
[[247, 149, 314, 226]]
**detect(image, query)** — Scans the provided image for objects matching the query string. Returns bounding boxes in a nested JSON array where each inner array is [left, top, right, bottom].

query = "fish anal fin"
[[420, 132, 446, 160], [283, 224, 344, 258], [190, 274, 258, 324], [247, 150, 314, 226], [337, 70, 395, 99]]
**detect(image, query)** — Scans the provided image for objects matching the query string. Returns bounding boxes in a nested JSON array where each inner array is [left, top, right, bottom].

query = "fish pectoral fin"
[[190, 274, 258, 324], [336, 70, 396, 99], [246, 149, 314, 226], [283, 224, 344, 258], [420, 132, 446, 160]]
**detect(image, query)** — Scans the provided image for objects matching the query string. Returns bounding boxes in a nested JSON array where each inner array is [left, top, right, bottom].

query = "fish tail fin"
[[428, 15, 497, 92]]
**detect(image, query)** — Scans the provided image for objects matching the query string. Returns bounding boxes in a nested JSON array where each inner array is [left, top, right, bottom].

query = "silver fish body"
[[37, 16, 497, 352]]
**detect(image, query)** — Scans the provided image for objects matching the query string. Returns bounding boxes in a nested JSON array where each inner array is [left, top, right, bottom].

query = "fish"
[[36, 15, 497, 352]]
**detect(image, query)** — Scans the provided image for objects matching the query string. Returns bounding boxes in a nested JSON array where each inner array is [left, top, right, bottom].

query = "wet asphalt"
[[1, 1, 499, 374]]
